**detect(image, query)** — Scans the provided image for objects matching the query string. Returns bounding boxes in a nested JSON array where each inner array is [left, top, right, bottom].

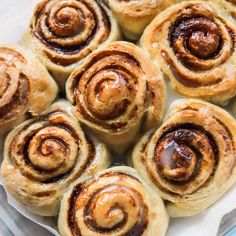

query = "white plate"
[[0, 1, 236, 235]]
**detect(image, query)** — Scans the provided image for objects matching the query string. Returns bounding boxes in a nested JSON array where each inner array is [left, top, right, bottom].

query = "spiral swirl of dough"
[[66, 41, 166, 152], [58, 167, 168, 236], [1, 101, 110, 216], [132, 99, 236, 217], [23, 0, 120, 88], [0, 44, 57, 127], [141, 1, 236, 105]]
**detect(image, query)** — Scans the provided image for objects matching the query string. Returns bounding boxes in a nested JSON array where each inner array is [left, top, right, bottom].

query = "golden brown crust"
[[132, 99, 236, 217], [58, 166, 168, 236], [0, 44, 58, 135], [105, 0, 176, 40], [22, 0, 120, 89], [140, 1, 236, 105], [66, 41, 166, 152], [1, 100, 110, 216]]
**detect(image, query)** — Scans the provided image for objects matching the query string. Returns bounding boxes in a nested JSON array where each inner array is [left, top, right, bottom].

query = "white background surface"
[[0, 1, 236, 235]]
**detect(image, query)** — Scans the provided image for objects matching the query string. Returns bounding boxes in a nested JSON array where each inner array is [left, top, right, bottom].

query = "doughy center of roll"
[[27, 126, 76, 172], [86, 72, 131, 119], [155, 128, 215, 182], [188, 31, 220, 59], [170, 17, 221, 60], [158, 138, 196, 182], [97, 80, 127, 112], [69, 174, 149, 234], [52, 7, 84, 37]]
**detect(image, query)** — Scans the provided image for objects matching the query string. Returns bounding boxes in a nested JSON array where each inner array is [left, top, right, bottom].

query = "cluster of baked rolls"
[[1, 0, 236, 235]]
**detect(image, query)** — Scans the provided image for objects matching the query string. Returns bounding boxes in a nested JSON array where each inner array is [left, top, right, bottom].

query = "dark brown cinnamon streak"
[[33, 0, 111, 65], [66, 41, 166, 152], [1, 101, 110, 216], [67, 174, 148, 235], [132, 99, 236, 217], [22, 0, 120, 89], [140, 1, 236, 105], [58, 167, 168, 236], [0, 48, 29, 125], [0, 44, 58, 129]]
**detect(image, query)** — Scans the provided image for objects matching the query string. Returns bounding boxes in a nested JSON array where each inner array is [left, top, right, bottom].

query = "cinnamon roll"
[[66, 41, 166, 152], [140, 1, 236, 105], [132, 99, 236, 217], [104, 0, 173, 40], [22, 0, 120, 90], [1, 100, 110, 216], [58, 166, 168, 236], [0, 44, 58, 138]]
